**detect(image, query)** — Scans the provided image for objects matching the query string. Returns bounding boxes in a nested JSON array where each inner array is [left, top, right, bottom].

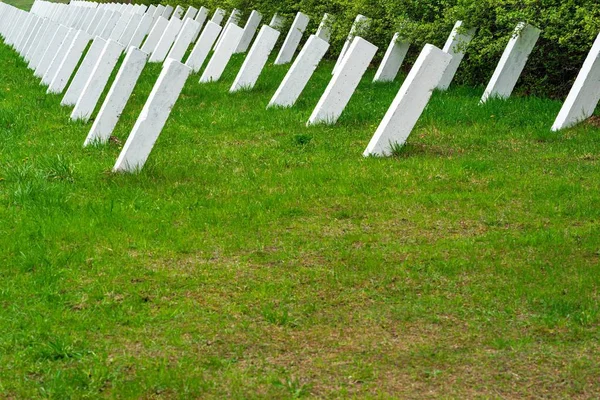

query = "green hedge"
[[144, 0, 599, 97]]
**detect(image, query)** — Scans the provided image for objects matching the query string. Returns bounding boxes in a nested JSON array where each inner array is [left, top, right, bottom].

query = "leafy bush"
[[141, 0, 599, 97]]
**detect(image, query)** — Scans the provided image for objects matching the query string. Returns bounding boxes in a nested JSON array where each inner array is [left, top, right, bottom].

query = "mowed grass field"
[[2, 1, 600, 398]]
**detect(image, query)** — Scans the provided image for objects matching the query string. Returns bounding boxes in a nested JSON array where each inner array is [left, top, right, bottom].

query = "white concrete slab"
[[333, 14, 371, 75], [274, 12, 309, 65], [269, 13, 284, 30], [552, 32, 600, 131], [149, 16, 182, 62], [166, 17, 199, 62], [315, 13, 334, 43], [199, 23, 243, 82], [113, 59, 192, 173], [210, 8, 226, 25], [109, 12, 133, 41], [307, 36, 377, 125], [234, 10, 261, 53], [85, 46, 148, 145], [36, 26, 72, 80], [191, 6, 209, 42], [364, 44, 453, 156], [183, 6, 198, 21], [214, 8, 241, 50], [162, 5, 174, 19], [117, 12, 141, 46], [373, 32, 409, 83], [268, 34, 329, 108], [184, 21, 221, 73], [140, 15, 168, 55], [438, 21, 476, 90], [172, 5, 185, 19], [47, 29, 91, 94], [71, 39, 125, 121], [128, 13, 153, 49], [29, 20, 59, 70], [481, 22, 540, 103], [230, 24, 279, 92], [99, 10, 122, 39], [62, 36, 107, 106]]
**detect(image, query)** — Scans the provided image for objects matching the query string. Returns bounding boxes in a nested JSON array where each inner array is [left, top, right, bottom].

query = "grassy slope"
[[1, 17, 600, 398]]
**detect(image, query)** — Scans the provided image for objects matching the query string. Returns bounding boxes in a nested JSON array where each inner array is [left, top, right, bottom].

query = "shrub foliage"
[[144, 0, 599, 97]]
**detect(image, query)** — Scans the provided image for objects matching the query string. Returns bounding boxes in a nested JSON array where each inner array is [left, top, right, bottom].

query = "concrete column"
[[481, 22, 540, 103], [71, 39, 125, 121], [28, 20, 59, 70], [117, 12, 141, 46], [127, 13, 153, 49], [274, 12, 309, 65], [373, 33, 409, 83], [214, 8, 241, 50], [234, 10, 262, 53], [149, 16, 182, 63], [167, 17, 199, 62], [230, 24, 279, 92], [36, 26, 72, 79], [438, 21, 476, 90], [113, 59, 192, 173], [140, 16, 168, 56], [315, 13, 334, 43], [364, 44, 453, 156], [62, 36, 107, 106], [210, 8, 226, 25], [85, 47, 148, 145], [199, 23, 243, 82], [333, 14, 371, 75], [191, 6, 209, 42], [552, 32, 600, 131], [184, 21, 221, 73], [47, 29, 91, 94], [268, 34, 329, 108], [307, 36, 377, 125]]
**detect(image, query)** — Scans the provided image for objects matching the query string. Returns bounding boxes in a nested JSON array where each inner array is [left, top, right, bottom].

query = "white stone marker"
[[269, 13, 284, 29], [85, 47, 148, 145], [62, 36, 108, 106], [146, 5, 157, 17], [438, 21, 476, 90], [315, 13, 334, 43], [199, 23, 243, 82], [184, 21, 221, 72], [109, 12, 133, 42], [166, 17, 199, 62], [86, 8, 106, 34], [268, 34, 329, 108], [333, 14, 371, 75], [152, 4, 165, 19], [149, 16, 182, 62], [307, 36, 377, 125], [173, 5, 185, 19], [274, 12, 309, 65], [214, 8, 241, 50], [162, 5, 174, 20], [71, 39, 125, 121], [210, 8, 226, 25], [552, 32, 600, 131], [191, 6, 209, 42], [183, 6, 198, 21], [92, 10, 113, 36], [21, 17, 44, 57], [117, 12, 141, 46], [47, 30, 92, 94], [40, 28, 76, 84], [373, 33, 409, 83], [141, 16, 168, 55], [113, 59, 192, 173], [234, 10, 262, 53], [230, 24, 279, 92], [24, 18, 50, 62], [128, 12, 154, 48], [364, 44, 452, 156], [29, 20, 59, 70], [15, 14, 36, 51], [481, 22, 540, 103], [100, 11, 123, 39]]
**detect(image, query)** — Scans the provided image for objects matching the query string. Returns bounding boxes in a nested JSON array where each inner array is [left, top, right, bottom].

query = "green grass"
[[2, 29, 600, 398]]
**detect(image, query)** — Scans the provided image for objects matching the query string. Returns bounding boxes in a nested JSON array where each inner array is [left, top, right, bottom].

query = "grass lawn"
[[2, 12, 600, 398]]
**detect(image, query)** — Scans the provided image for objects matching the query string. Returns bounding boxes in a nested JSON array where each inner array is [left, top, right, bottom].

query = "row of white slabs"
[[1, 1, 599, 172]]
